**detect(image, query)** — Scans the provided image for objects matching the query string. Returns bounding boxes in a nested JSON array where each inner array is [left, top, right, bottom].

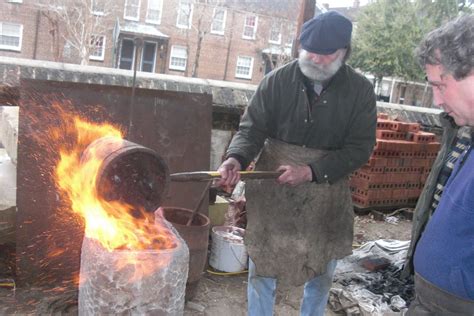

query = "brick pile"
[[351, 114, 440, 208]]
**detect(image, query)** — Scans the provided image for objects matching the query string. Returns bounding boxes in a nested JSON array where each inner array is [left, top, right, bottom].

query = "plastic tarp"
[[329, 239, 412, 315]]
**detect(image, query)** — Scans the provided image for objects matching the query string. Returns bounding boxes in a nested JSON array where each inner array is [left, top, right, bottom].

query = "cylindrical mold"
[[81, 136, 169, 213], [158, 207, 210, 301], [78, 216, 189, 315]]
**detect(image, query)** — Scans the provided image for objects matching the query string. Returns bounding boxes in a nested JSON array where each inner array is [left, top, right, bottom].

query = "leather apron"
[[245, 138, 354, 286]]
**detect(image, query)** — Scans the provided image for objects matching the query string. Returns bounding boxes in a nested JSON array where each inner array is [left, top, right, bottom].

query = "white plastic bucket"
[[209, 226, 248, 272]]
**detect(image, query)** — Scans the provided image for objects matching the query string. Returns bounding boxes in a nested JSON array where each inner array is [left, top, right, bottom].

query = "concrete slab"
[[0, 148, 16, 243], [0, 106, 18, 165], [0, 148, 16, 209]]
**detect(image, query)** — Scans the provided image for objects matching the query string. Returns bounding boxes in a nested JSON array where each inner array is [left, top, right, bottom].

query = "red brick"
[[390, 122, 410, 132], [377, 119, 394, 130], [407, 123, 421, 132], [376, 130, 407, 140], [426, 142, 441, 153], [409, 131, 437, 143]]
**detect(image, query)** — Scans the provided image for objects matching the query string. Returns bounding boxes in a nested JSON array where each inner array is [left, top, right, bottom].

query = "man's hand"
[[216, 157, 242, 187], [277, 165, 313, 186]]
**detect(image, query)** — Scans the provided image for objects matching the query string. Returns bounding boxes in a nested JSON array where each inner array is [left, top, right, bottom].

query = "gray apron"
[[245, 138, 354, 286]]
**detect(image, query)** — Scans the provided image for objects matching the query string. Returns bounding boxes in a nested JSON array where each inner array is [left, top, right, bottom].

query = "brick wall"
[[0, 0, 297, 85]]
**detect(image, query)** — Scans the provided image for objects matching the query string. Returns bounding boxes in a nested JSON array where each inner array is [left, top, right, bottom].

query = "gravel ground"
[[0, 213, 413, 315]]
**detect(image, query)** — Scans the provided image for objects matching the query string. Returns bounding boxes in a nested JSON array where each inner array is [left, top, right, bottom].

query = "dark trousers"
[[407, 273, 474, 315]]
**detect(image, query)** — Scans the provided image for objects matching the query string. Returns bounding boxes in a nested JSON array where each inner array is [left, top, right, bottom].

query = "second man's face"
[[426, 64, 474, 127]]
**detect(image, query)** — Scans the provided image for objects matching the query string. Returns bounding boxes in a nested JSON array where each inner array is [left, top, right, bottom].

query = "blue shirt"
[[414, 143, 474, 300]]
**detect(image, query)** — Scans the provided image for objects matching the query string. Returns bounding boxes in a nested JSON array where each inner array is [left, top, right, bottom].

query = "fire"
[[51, 108, 176, 280]]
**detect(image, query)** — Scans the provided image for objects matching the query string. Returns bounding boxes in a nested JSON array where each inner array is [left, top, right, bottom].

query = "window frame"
[[0, 22, 23, 52], [235, 56, 254, 80], [210, 7, 226, 35], [92, 0, 105, 16], [176, 0, 193, 29], [124, 0, 141, 21], [268, 21, 282, 44], [89, 35, 106, 61], [146, 0, 163, 25], [169, 45, 188, 71], [242, 15, 258, 40]]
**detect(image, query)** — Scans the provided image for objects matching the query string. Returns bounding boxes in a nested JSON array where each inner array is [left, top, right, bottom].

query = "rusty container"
[[82, 136, 169, 213], [158, 207, 210, 301]]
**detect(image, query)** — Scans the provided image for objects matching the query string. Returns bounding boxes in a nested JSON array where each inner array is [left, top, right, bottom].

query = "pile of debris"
[[330, 240, 414, 315]]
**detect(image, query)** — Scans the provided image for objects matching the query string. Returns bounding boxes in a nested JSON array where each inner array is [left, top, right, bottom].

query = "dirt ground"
[[0, 212, 413, 315]]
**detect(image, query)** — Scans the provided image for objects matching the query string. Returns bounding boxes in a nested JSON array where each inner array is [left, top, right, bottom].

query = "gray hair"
[[415, 14, 474, 80]]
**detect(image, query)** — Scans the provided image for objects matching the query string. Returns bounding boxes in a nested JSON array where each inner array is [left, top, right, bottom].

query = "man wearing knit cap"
[[217, 11, 376, 316]]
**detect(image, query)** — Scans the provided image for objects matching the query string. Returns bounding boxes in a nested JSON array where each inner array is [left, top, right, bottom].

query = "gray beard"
[[298, 54, 344, 82]]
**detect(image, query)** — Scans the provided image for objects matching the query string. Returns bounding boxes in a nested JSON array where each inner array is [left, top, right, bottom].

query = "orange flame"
[[51, 110, 176, 280]]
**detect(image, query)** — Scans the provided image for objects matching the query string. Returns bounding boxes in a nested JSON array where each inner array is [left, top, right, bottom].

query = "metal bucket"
[[158, 207, 210, 301], [209, 226, 248, 273], [82, 136, 169, 213]]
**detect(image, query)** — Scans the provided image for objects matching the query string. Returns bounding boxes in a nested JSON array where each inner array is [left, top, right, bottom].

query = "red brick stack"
[[351, 114, 441, 208]]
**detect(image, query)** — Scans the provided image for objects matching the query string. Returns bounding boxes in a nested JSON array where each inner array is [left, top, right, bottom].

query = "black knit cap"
[[299, 11, 352, 55]]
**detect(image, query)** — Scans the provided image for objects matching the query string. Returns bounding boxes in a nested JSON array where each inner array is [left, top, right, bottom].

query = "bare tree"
[[260, 17, 296, 72], [179, 0, 297, 78], [37, 0, 117, 65], [175, 0, 215, 77]]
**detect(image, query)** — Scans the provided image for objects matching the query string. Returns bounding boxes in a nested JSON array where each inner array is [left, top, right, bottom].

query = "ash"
[[336, 264, 414, 310], [329, 240, 414, 314]]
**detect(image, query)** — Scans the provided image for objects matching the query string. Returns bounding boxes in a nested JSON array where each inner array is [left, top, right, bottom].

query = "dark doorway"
[[119, 38, 135, 70], [141, 41, 157, 72]]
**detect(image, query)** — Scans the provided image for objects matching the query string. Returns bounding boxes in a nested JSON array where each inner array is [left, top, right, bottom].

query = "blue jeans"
[[247, 258, 337, 316]]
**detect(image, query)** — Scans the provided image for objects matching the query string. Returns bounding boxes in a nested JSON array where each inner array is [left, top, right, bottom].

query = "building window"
[[92, 0, 105, 15], [89, 35, 105, 61], [235, 56, 253, 79], [146, 0, 163, 24], [169, 45, 187, 71], [210, 7, 226, 35], [124, 0, 140, 21], [269, 21, 281, 44], [141, 41, 157, 72], [0, 22, 22, 51], [176, 0, 192, 29], [242, 15, 258, 40]]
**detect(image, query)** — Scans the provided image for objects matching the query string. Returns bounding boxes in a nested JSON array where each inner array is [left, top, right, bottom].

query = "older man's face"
[[426, 64, 474, 127], [298, 49, 345, 82]]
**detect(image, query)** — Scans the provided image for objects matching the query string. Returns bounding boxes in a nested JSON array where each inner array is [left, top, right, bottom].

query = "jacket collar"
[[439, 112, 458, 129]]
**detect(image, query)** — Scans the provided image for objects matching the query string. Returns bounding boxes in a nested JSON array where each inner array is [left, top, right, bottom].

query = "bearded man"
[[217, 11, 377, 316]]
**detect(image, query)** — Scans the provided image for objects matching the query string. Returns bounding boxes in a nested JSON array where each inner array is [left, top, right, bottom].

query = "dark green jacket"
[[227, 60, 377, 184], [402, 114, 460, 277]]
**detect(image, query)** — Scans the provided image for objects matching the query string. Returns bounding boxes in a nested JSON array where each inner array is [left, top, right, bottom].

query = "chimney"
[[353, 0, 360, 7]]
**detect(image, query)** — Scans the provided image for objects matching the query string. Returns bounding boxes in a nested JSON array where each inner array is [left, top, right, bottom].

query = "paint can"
[[209, 226, 248, 272]]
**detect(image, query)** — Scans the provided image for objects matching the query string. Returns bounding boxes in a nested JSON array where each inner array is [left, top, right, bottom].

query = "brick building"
[[0, 0, 298, 85]]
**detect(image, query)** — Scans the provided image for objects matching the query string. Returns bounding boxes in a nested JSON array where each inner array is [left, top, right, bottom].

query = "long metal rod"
[[170, 170, 282, 182]]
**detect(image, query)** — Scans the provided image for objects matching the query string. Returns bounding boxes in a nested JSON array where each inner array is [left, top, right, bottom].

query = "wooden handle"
[[170, 171, 282, 182]]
